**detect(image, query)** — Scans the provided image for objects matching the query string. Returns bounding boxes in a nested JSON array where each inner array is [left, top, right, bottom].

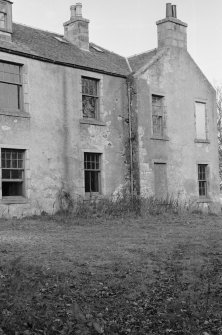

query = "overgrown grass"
[[0, 215, 222, 334], [56, 191, 205, 219]]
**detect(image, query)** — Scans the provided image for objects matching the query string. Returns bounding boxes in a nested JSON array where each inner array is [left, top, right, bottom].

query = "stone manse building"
[[0, 1, 219, 216]]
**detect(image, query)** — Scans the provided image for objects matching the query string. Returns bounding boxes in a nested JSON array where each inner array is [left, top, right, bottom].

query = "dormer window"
[[0, 12, 6, 29]]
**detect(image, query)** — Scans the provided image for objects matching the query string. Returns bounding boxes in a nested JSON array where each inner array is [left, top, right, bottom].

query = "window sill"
[[1, 196, 28, 204], [80, 118, 106, 126], [0, 109, 30, 118], [197, 198, 212, 203], [85, 192, 102, 199], [194, 139, 210, 144], [150, 136, 169, 141]]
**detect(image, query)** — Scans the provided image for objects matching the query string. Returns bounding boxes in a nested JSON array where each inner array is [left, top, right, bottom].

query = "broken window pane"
[[2, 169, 10, 179], [82, 77, 97, 96], [82, 77, 99, 119], [82, 95, 97, 118], [2, 182, 23, 196]]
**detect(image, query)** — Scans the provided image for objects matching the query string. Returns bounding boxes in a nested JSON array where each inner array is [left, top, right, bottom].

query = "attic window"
[[91, 45, 104, 53], [54, 36, 69, 44]]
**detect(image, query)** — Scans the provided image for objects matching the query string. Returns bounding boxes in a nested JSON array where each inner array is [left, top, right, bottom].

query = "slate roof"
[[0, 23, 130, 77], [128, 49, 158, 73]]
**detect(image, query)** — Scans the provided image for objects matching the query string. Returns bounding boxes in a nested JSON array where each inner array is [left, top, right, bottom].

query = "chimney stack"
[[156, 3, 187, 49], [63, 3, 89, 51]]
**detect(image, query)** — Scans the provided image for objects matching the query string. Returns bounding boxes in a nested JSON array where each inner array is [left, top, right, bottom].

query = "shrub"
[[55, 190, 203, 219]]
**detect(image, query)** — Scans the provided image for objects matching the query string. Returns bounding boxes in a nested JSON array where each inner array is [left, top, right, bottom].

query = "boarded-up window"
[[195, 102, 206, 139], [152, 95, 166, 137], [82, 77, 99, 119], [154, 163, 167, 199], [198, 164, 208, 197], [0, 62, 22, 110], [1, 149, 25, 197], [84, 153, 101, 194]]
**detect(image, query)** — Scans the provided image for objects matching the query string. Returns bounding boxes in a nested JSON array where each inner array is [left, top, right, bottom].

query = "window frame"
[[151, 94, 166, 138], [0, 60, 23, 113], [84, 152, 101, 195], [197, 164, 209, 198], [0, 12, 6, 29], [153, 160, 168, 199], [1, 148, 26, 200], [194, 101, 208, 142], [81, 76, 100, 120]]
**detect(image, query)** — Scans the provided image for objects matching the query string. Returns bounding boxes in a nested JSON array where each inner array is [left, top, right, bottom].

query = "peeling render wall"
[[0, 52, 129, 217], [134, 47, 220, 208]]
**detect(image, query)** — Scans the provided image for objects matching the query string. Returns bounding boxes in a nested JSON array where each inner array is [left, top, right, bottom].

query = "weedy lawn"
[[0, 213, 222, 334]]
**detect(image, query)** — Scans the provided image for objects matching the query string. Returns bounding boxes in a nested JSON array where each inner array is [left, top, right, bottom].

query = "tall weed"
[[56, 191, 202, 219]]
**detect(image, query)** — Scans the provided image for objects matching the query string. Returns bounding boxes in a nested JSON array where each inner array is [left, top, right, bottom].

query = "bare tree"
[[216, 85, 222, 189]]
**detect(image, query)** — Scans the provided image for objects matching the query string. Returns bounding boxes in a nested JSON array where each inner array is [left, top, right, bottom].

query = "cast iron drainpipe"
[[127, 82, 134, 196]]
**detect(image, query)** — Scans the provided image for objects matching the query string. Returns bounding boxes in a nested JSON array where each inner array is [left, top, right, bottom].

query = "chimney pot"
[[75, 3, 82, 17], [70, 5, 76, 18], [172, 5, 177, 18], [166, 3, 173, 17]]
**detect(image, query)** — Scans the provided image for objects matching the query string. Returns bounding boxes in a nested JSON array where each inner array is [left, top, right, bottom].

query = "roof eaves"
[[0, 46, 128, 78]]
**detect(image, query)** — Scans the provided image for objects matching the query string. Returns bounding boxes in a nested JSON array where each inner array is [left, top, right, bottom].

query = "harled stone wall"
[[0, 52, 129, 217], [134, 47, 220, 211]]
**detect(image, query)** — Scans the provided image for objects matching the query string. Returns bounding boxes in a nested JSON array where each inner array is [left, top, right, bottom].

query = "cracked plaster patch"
[[87, 125, 112, 147]]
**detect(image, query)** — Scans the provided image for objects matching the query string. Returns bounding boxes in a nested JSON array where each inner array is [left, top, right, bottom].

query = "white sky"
[[12, 0, 222, 84]]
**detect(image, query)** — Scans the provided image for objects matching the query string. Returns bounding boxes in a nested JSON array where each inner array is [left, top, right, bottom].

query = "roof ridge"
[[128, 48, 157, 59], [13, 21, 63, 37]]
